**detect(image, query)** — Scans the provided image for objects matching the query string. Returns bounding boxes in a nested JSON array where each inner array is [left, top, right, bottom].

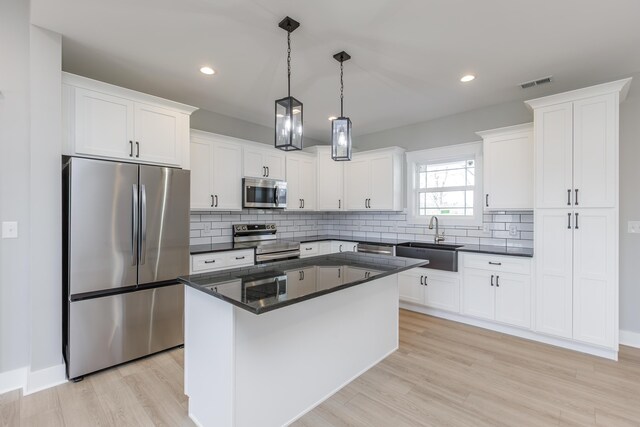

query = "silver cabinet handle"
[[129, 141, 134, 157], [131, 184, 138, 266], [575, 189, 579, 205], [567, 212, 572, 229], [338, 268, 341, 278], [339, 244, 343, 252], [567, 189, 571, 206], [211, 195, 214, 208], [236, 256, 245, 260], [488, 261, 502, 266], [302, 199, 305, 209], [420, 275, 424, 285], [496, 275, 500, 287], [266, 166, 269, 177], [424, 275, 427, 286], [491, 275, 494, 286], [486, 194, 489, 207], [135, 141, 140, 158], [575, 212, 579, 229], [338, 199, 341, 209], [139, 184, 147, 265], [305, 247, 313, 251], [262, 166, 266, 177], [204, 260, 216, 264], [214, 195, 218, 207]]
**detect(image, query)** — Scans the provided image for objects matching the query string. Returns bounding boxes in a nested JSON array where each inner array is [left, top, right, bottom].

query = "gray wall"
[[191, 109, 326, 147], [0, 0, 32, 374], [355, 99, 533, 151], [619, 71, 640, 334]]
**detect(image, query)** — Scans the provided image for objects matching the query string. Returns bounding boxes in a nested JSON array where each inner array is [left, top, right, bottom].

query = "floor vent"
[[520, 76, 553, 89]]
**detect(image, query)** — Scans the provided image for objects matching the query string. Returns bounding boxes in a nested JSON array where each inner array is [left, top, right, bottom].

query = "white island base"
[[184, 274, 399, 427]]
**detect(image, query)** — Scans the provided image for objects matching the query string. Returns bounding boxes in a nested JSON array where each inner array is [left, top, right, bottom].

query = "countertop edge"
[[179, 259, 429, 315]]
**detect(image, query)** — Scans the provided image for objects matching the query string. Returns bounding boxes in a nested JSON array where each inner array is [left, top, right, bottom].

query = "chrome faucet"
[[429, 216, 445, 243]]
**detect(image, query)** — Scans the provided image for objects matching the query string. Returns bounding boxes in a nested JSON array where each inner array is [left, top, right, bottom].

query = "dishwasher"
[[357, 242, 396, 256]]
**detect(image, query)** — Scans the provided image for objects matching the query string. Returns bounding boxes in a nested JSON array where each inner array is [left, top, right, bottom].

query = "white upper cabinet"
[[344, 147, 404, 211], [243, 146, 286, 180], [63, 73, 197, 168], [311, 146, 345, 211], [190, 131, 243, 211], [526, 78, 630, 209], [478, 123, 533, 210], [286, 152, 317, 211]]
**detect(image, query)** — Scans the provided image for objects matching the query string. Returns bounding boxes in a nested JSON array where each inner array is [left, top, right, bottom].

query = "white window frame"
[[406, 141, 483, 226]]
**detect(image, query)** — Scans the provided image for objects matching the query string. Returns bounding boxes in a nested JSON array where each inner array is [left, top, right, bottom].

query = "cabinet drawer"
[[191, 253, 227, 273], [225, 250, 254, 267], [300, 242, 319, 258], [462, 253, 531, 275]]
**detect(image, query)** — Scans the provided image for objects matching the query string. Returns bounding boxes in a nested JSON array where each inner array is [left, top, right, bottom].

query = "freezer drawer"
[[67, 284, 184, 379]]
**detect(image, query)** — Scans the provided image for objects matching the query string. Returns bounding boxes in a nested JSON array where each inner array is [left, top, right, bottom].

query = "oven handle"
[[256, 250, 300, 262], [357, 247, 394, 255], [274, 186, 279, 206]]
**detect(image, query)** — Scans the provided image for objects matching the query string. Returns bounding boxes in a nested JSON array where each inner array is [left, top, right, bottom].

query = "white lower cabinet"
[[285, 267, 318, 295], [461, 253, 531, 329], [190, 249, 254, 274], [331, 241, 358, 253], [299, 242, 319, 258], [399, 268, 460, 313]]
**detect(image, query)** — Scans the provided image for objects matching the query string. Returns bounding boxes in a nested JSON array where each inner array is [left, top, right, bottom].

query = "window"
[[406, 142, 483, 226]]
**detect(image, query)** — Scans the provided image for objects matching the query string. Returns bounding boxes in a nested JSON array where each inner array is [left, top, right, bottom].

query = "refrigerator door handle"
[[132, 184, 138, 266], [140, 184, 147, 265]]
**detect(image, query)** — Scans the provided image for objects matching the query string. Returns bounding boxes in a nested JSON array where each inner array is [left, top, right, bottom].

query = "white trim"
[[475, 122, 533, 139], [406, 141, 483, 226], [524, 78, 632, 110], [620, 330, 640, 349], [400, 303, 618, 361], [0, 366, 28, 395], [24, 363, 67, 396]]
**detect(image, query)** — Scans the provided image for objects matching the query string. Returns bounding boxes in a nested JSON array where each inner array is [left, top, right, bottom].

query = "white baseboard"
[[25, 363, 67, 396], [0, 366, 28, 395], [620, 330, 640, 349], [0, 363, 67, 396], [400, 303, 618, 361]]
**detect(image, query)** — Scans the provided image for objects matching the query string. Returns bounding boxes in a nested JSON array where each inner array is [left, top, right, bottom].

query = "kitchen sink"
[[395, 241, 463, 272]]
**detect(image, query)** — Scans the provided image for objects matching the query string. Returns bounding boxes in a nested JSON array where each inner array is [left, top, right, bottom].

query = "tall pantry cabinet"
[[526, 79, 631, 353]]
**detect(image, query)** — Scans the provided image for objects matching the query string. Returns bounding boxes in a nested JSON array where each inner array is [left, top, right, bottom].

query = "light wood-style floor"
[[3, 310, 640, 426]]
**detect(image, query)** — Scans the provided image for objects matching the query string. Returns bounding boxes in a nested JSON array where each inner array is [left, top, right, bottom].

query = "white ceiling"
[[31, 0, 640, 142]]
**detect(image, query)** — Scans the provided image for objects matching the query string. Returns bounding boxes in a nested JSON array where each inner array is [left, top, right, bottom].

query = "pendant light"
[[331, 51, 352, 161], [275, 16, 303, 151]]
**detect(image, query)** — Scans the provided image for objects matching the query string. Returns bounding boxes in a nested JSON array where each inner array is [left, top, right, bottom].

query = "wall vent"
[[520, 76, 553, 89]]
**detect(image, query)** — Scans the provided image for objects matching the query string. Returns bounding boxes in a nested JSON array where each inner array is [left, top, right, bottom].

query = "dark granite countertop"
[[456, 245, 533, 258], [179, 252, 428, 315], [190, 235, 533, 258]]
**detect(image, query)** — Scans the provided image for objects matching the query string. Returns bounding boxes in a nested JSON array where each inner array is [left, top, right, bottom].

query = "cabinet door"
[[263, 152, 286, 180], [534, 209, 573, 339], [134, 102, 182, 166], [243, 147, 266, 178], [285, 156, 302, 210], [398, 270, 425, 305], [461, 269, 494, 321], [317, 152, 344, 210], [572, 209, 616, 348], [316, 267, 343, 290], [212, 141, 243, 210], [369, 155, 395, 210], [190, 139, 214, 210], [318, 242, 332, 255], [424, 271, 460, 313], [345, 158, 370, 210], [494, 272, 531, 328], [75, 88, 134, 159], [484, 131, 533, 210], [286, 267, 318, 297], [573, 94, 616, 208], [534, 102, 574, 208], [300, 157, 317, 210]]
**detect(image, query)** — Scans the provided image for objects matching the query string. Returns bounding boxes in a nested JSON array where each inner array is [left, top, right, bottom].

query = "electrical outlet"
[[509, 224, 518, 237], [204, 223, 212, 233], [2, 221, 18, 239], [628, 221, 640, 234]]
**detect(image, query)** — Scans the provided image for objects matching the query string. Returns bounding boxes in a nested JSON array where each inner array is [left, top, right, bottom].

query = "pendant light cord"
[[287, 32, 291, 97], [340, 60, 344, 117]]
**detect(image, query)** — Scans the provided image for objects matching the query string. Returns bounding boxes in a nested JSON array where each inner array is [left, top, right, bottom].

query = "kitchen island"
[[179, 252, 428, 427]]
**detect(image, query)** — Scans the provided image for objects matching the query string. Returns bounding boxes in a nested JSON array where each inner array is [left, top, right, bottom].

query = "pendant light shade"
[[275, 17, 303, 151], [331, 51, 352, 161]]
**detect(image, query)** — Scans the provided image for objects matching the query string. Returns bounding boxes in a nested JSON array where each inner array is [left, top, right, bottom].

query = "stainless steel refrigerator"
[[62, 157, 189, 380]]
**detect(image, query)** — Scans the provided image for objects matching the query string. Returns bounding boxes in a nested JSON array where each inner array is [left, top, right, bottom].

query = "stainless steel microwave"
[[243, 177, 287, 209]]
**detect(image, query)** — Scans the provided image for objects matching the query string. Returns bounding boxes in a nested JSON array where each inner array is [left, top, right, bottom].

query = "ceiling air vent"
[[520, 76, 553, 89]]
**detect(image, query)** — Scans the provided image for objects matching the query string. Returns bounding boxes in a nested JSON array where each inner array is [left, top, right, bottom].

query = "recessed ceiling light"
[[328, 116, 337, 121], [460, 74, 475, 83], [200, 66, 215, 75]]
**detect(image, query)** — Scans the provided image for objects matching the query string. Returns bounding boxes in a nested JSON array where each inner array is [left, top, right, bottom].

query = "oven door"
[[243, 178, 287, 208]]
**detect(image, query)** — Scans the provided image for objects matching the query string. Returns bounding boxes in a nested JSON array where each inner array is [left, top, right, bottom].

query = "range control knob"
[[242, 225, 247, 230]]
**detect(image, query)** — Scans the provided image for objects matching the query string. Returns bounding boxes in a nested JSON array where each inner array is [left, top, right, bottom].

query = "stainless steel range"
[[233, 223, 300, 263]]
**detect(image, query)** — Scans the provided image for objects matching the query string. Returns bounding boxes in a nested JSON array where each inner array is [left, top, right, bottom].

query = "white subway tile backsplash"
[[189, 209, 534, 248]]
